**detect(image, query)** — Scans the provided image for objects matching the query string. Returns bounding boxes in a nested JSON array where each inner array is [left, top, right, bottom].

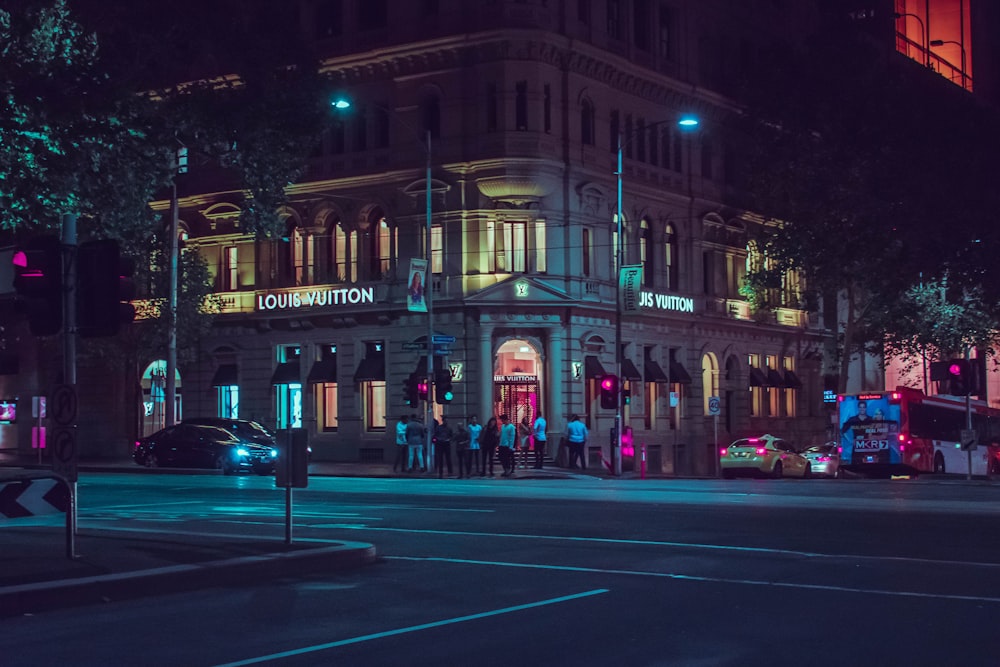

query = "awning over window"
[[783, 370, 803, 388], [210, 364, 238, 387], [644, 360, 669, 383], [353, 354, 386, 382], [306, 359, 337, 384], [271, 361, 301, 385], [749, 368, 768, 387], [585, 355, 607, 379], [669, 361, 692, 385], [621, 358, 642, 382], [767, 369, 785, 387]]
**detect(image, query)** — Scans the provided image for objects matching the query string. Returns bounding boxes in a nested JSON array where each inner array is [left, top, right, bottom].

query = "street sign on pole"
[[431, 334, 456, 344], [402, 342, 427, 351]]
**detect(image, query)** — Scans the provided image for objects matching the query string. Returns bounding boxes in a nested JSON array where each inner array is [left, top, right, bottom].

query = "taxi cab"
[[719, 434, 811, 479]]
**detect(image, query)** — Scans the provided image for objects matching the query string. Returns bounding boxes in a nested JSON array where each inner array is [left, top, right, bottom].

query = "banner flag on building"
[[620, 265, 643, 314], [407, 258, 428, 313]]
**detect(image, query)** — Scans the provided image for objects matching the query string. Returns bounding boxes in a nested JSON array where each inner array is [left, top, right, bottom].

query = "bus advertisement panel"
[[838, 393, 902, 470]]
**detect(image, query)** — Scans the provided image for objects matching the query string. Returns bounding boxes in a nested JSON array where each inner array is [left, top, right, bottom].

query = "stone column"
[[479, 322, 495, 423]]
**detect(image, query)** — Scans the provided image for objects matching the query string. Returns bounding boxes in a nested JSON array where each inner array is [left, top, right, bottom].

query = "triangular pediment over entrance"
[[464, 276, 574, 305]]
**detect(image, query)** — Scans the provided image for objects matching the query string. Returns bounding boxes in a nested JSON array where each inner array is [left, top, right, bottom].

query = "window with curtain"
[[516, 81, 528, 131], [431, 224, 443, 274], [749, 353, 763, 418], [582, 228, 592, 277], [665, 223, 678, 290], [640, 220, 653, 287], [544, 84, 552, 133], [217, 385, 238, 419], [223, 246, 238, 291], [315, 344, 338, 431], [581, 99, 595, 145], [291, 227, 308, 286], [333, 223, 356, 282], [535, 220, 547, 273]]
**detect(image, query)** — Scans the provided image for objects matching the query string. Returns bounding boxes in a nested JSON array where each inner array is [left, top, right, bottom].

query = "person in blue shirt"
[[499, 413, 517, 477], [565, 414, 588, 469], [466, 415, 483, 477]]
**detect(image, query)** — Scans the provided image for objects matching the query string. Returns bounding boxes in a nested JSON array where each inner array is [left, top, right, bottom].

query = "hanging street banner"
[[407, 258, 428, 313], [620, 265, 644, 314]]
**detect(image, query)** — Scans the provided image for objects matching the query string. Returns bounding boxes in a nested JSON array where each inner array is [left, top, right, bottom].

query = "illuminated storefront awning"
[[621, 358, 642, 382], [644, 360, 669, 383], [669, 361, 692, 385], [584, 355, 607, 379], [749, 368, 767, 387], [783, 370, 803, 388], [767, 369, 785, 387], [306, 359, 337, 384], [210, 364, 238, 387], [271, 361, 301, 385], [353, 353, 385, 382]]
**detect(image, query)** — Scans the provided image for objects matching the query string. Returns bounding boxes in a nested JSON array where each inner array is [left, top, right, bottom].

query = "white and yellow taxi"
[[719, 434, 811, 479]]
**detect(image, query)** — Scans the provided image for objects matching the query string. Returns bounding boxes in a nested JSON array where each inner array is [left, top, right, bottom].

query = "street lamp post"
[[333, 98, 435, 464], [930, 39, 968, 89], [894, 12, 929, 67], [614, 115, 698, 476]]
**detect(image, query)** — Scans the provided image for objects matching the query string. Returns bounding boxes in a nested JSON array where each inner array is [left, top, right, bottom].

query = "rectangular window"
[[658, 4, 673, 59], [487, 83, 498, 131], [431, 224, 443, 274], [636, 118, 646, 161], [766, 355, 780, 417], [354, 106, 368, 151], [624, 115, 633, 158], [501, 221, 527, 273], [223, 246, 238, 291], [607, 0, 621, 39], [578, 0, 590, 24], [515, 81, 528, 131], [749, 353, 763, 418], [318, 383, 339, 431], [364, 381, 386, 430], [487, 219, 497, 272], [316, 0, 343, 39], [374, 105, 390, 148], [276, 384, 303, 429], [702, 138, 713, 180], [535, 220, 547, 273], [644, 379, 657, 430], [582, 228, 592, 277], [783, 356, 797, 417], [543, 84, 552, 133], [672, 129, 682, 171], [649, 125, 658, 166], [633, 0, 649, 50], [379, 219, 392, 277], [610, 110, 620, 152], [331, 121, 346, 155], [217, 385, 239, 419]]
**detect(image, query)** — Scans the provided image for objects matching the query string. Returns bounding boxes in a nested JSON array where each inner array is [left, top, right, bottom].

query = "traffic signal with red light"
[[77, 239, 136, 337], [12, 235, 63, 336], [946, 359, 974, 396], [417, 379, 429, 401], [600, 374, 619, 409]]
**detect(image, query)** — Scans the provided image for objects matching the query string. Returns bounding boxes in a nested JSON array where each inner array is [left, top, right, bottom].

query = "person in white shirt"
[[393, 415, 409, 473], [532, 413, 547, 469], [499, 414, 517, 477]]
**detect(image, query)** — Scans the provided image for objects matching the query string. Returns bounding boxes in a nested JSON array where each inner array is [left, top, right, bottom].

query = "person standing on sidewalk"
[[499, 414, 517, 476], [434, 417, 454, 478], [532, 413, 547, 469], [454, 420, 470, 478], [406, 414, 427, 472], [565, 414, 588, 469], [393, 415, 409, 473], [481, 416, 499, 477], [517, 415, 531, 469], [467, 415, 483, 477]]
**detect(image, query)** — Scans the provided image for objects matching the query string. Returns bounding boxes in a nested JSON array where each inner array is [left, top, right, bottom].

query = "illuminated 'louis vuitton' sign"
[[256, 286, 375, 311]]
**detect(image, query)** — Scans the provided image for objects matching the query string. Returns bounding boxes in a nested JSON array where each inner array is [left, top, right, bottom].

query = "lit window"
[[431, 224, 443, 274], [224, 246, 238, 291], [217, 385, 238, 419], [535, 220, 547, 273], [365, 381, 386, 430]]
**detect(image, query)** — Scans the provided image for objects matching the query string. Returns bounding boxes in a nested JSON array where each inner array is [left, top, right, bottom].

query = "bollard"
[[641, 444, 647, 479]]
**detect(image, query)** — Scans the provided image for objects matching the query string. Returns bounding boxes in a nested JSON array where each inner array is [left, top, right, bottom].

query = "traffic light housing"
[[77, 239, 136, 338], [946, 359, 974, 396], [435, 367, 454, 404], [403, 374, 419, 406], [622, 387, 632, 406], [600, 374, 619, 409], [12, 235, 63, 336], [417, 378, 429, 401]]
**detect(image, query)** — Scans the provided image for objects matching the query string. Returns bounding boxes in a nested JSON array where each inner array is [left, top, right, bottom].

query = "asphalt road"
[[6, 474, 1000, 667]]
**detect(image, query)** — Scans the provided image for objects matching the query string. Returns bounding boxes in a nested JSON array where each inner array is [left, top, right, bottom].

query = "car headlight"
[[270, 449, 278, 458], [236, 448, 249, 457]]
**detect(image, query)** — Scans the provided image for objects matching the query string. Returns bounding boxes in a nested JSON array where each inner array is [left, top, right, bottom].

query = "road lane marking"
[[209, 588, 609, 667], [387, 556, 1000, 604]]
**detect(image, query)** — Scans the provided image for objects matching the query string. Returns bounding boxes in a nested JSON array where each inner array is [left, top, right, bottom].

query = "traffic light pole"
[[60, 213, 77, 558], [166, 180, 179, 428], [965, 348, 973, 481]]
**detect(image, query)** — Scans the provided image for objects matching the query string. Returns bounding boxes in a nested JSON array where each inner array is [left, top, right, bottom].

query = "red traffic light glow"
[[948, 363, 963, 376], [601, 377, 615, 390], [12, 250, 27, 268]]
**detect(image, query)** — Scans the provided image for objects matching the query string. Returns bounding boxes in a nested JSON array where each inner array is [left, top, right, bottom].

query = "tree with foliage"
[[737, 12, 1000, 392]]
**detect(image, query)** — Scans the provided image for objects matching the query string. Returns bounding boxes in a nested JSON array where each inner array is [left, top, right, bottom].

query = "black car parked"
[[133, 423, 277, 475]]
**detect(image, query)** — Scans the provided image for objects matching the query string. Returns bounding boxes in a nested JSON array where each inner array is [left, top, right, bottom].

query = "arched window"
[[291, 226, 308, 286], [640, 219, 653, 287], [701, 353, 719, 415], [664, 223, 678, 290], [359, 207, 393, 281], [332, 221, 356, 282], [581, 99, 595, 145]]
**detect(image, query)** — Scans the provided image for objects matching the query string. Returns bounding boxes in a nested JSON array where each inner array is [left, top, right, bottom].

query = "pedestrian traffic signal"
[[77, 239, 136, 337], [946, 359, 974, 396], [12, 235, 63, 336], [600, 374, 619, 409], [622, 387, 631, 406], [403, 374, 419, 406], [435, 367, 454, 404]]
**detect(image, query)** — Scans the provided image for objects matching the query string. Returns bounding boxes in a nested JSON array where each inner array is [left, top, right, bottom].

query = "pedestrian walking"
[[393, 415, 409, 472], [405, 414, 427, 472], [434, 417, 454, 478], [499, 413, 517, 476], [481, 416, 499, 477], [565, 413, 588, 469], [467, 415, 483, 477], [532, 413, 547, 469], [454, 420, 470, 478]]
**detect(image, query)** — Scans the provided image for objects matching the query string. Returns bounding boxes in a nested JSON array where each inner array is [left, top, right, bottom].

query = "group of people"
[[394, 411, 566, 478]]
